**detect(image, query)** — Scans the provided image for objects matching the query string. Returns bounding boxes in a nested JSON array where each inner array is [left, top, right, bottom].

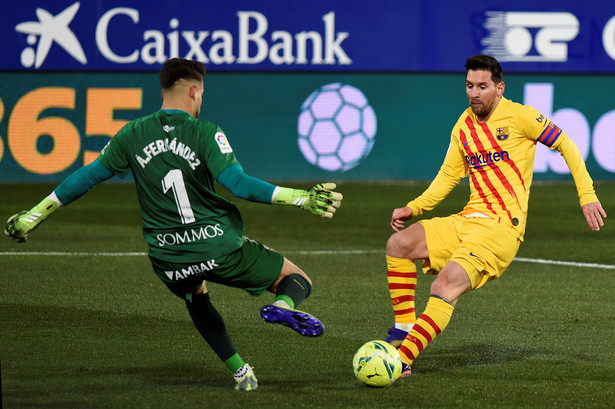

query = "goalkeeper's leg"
[[185, 287, 257, 391], [260, 259, 324, 337]]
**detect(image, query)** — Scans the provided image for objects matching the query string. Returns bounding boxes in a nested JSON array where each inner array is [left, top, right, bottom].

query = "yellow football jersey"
[[408, 97, 597, 240]]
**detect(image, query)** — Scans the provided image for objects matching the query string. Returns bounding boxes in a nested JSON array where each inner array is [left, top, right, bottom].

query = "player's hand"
[[303, 183, 343, 218], [272, 183, 343, 218], [4, 197, 59, 243], [582, 201, 607, 231], [5, 210, 40, 243], [391, 206, 413, 231]]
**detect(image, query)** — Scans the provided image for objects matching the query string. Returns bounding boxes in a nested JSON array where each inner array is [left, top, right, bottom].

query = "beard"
[[470, 101, 492, 119]]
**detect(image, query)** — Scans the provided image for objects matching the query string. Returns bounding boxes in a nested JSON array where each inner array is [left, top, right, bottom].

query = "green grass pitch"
[[1, 181, 614, 408]]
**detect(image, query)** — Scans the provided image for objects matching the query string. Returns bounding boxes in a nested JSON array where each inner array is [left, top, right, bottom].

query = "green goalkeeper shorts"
[[149, 237, 285, 299]]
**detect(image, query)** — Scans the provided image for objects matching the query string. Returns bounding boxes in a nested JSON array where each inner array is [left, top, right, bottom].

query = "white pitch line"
[[0, 250, 614, 270], [0, 251, 147, 257], [287, 249, 383, 255], [513, 257, 615, 270]]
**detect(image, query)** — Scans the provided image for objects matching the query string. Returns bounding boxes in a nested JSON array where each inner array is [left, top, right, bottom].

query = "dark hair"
[[465, 55, 503, 84], [159, 58, 206, 89]]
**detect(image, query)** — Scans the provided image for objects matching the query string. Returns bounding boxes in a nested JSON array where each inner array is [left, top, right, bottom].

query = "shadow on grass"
[[93, 363, 232, 389], [416, 343, 541, 374], [2, 303, 233, 390]]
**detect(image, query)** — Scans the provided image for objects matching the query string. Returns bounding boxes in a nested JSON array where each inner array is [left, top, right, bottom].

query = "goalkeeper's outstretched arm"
[[4, 160, 114, 243], [217, 164, 343, 218]]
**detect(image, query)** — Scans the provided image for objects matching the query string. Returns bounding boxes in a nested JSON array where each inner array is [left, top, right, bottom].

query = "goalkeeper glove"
[[272, 183, 343, 218], [4, 196, 60, 243]]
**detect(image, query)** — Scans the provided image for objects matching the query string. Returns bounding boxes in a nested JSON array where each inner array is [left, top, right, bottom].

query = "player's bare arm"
[[582, 201, 607, 231]]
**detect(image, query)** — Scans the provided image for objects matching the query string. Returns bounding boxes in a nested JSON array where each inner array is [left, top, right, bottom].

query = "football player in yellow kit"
[[384, 55, 607, 376]]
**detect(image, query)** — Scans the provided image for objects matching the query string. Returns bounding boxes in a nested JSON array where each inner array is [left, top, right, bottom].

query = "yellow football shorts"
[[418, 214, 521, 289]]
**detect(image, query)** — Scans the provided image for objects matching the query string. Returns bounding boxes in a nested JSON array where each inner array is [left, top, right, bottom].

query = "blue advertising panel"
[[3, 0, 615, 73]]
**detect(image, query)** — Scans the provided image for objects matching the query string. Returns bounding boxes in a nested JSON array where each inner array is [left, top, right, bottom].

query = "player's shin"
[[398, 295, 454, 369], [261, 274, 324, 337], [185, 292, 240, 368], [186, 294, 257, 390], [273, 273, 312, 309], [386, 256, 417, 345]]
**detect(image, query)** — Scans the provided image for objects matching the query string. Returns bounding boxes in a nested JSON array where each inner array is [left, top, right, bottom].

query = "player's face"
[[466, 69, 504, 122]]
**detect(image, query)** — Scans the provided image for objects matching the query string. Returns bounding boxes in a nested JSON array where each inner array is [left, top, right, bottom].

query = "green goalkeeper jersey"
[[98, 109, 244, 262]]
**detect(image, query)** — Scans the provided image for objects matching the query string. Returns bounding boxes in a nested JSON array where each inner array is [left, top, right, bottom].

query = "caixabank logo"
[[12, 2, 353, 70]]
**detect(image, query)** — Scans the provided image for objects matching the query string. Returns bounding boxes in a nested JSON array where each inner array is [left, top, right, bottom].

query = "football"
[[297, 82, 377, 172], [352, 340, 402, 387]]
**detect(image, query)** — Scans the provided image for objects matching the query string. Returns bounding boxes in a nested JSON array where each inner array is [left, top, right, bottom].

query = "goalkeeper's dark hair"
[[465, 55, 503, 84], [159, 58, 206, 90]]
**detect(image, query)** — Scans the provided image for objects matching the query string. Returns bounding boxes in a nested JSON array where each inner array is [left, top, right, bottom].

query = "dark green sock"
[[275, 274, 312, 309], [185, 293, 238, 366]]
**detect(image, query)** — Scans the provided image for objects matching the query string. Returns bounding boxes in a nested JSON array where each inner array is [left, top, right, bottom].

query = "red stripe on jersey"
[[464, 117, 513, 221], [478, 122, 524, 210], [461, 123, 511, 221], [459, 129, 498, 216], [478, 122, 526, 193], [387, 271, 418, 278]]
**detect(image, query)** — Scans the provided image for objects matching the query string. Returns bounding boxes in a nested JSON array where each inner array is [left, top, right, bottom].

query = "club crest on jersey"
[[496, 127, 510, 141], [215, 132, 233, 153]]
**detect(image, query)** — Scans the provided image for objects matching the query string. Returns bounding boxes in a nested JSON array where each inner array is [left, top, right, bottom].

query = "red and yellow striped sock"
[[386, 255, 417, 326], [398, 295, 455, 366]]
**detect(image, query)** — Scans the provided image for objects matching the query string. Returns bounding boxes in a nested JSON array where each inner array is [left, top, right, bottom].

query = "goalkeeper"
[[5, 58, 342, 392]]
